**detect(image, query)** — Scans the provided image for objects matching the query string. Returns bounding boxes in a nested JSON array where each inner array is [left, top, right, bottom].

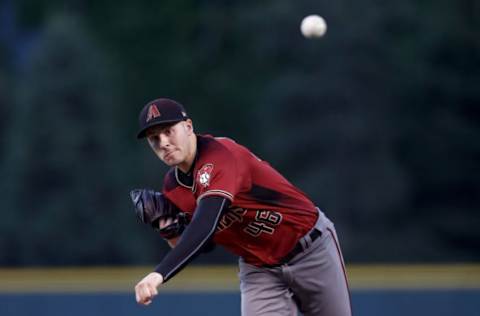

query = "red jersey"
[[162, 134, 318, 266]]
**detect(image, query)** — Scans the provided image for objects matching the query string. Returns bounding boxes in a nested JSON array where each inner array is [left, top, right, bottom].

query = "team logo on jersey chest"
[[197, 163, 214, 188]]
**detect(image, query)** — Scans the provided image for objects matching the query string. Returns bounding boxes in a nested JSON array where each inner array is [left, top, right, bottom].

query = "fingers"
[[135, 282, 158, 305], [134, 273, 163, 306], [159, 217, 174, 229]]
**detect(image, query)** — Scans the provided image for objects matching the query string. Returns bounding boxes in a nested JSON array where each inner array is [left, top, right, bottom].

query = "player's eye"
[[147, 135, 160, 148]]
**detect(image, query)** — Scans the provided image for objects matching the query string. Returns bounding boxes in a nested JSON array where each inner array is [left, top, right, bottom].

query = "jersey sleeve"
[[195, 144, 247, 203]]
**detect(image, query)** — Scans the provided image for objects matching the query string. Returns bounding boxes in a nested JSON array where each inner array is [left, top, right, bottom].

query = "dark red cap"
[[136, 98, 189, 139]]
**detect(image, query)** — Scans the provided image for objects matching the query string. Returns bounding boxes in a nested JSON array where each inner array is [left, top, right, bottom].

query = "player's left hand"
[[135, 272, 164, 305]]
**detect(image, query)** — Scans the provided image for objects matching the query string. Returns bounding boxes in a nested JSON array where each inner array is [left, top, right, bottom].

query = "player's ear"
[[184, 119, 194, 134]]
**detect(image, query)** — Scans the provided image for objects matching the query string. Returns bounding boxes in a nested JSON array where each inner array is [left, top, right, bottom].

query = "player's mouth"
[[163, 150, 176, 160]]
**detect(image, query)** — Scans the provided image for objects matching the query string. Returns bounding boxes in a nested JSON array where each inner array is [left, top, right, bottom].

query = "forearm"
[[154, 196, 230, 282]]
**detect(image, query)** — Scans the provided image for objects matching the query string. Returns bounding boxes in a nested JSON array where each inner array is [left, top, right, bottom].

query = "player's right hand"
[[134, 272, 164, 305], [159, 218, 180, 247], [159, 217, 176, 229], [130, 189, 190, 239], [130, 189, 173, 225]]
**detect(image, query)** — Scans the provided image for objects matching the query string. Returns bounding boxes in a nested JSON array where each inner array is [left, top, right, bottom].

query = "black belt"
[[264, 229, 322, 268]]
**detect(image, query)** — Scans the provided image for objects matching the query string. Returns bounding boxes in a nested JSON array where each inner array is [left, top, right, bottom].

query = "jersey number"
[[244, 210, 282, 237]]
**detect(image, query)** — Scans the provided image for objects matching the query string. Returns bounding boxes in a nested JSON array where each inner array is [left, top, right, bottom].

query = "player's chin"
[[161, 154, 180, 166], [161, 158, 175, 166]]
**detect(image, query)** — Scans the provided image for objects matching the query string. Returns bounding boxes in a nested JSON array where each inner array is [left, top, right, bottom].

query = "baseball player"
[[131, 98, 352, 316]]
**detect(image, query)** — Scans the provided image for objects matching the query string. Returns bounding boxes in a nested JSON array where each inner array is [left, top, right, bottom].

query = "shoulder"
[[197, 134, 238, 160], [197, 134, 248, 158], [194, 135, 245, 181], [196, 135, 263, 173]]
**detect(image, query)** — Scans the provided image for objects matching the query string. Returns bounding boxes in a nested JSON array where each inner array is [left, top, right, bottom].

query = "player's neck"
[[177, 134, 197, 173]]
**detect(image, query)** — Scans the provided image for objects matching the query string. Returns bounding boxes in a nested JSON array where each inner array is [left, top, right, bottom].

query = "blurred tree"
[[0, 13, 164, 265], [390, 0, 480, 261]]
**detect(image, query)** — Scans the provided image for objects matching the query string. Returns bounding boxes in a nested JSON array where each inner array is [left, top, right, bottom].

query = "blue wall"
[[1, 290, 479, 316]]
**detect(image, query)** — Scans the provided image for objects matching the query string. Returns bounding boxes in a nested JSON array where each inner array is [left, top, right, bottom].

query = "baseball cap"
[[136, 98, 189, 139]]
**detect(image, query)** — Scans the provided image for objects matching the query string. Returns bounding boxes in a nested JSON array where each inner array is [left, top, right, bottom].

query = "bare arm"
[[158, 218, 180, 248]]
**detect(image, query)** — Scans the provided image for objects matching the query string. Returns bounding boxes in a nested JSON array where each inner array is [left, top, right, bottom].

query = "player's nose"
[[158, 133, 171, 148]]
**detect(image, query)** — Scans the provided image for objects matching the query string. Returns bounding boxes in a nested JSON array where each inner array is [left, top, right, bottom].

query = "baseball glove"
[[130, 189, 189, 239]]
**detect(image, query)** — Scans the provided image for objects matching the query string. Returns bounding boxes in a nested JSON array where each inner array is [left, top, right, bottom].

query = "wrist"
[[167, 236, 180, 248], [150, 272, 164, 286]]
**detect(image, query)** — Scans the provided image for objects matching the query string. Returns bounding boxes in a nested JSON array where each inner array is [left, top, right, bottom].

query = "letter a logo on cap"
[[146, 104, 161, 122]]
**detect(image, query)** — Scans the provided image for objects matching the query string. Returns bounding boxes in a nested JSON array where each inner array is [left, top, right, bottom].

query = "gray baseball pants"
[[238, 210, 352, 316]]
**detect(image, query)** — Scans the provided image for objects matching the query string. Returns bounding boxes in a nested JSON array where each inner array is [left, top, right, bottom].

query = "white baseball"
[[300, 15, 327, 38]]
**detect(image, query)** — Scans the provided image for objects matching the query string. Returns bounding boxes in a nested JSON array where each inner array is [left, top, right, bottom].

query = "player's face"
[[145, 120, 194, 169]]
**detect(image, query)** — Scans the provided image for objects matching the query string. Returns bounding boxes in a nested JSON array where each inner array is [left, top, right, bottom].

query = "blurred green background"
[[0, 0, 478, 267]]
